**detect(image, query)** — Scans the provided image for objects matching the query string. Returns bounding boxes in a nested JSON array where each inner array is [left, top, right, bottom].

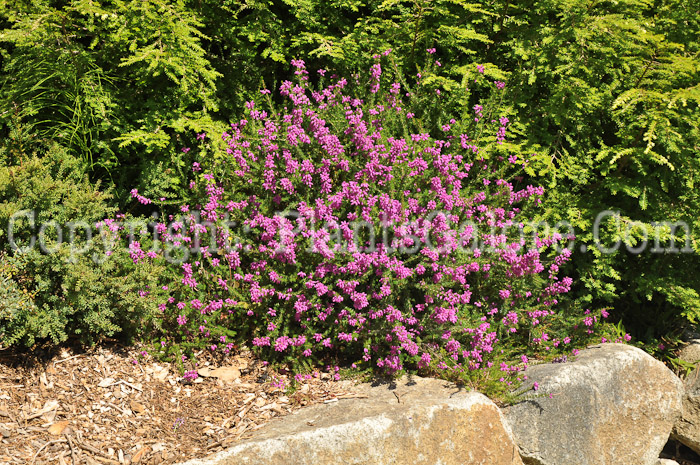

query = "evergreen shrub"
[[118, 53, 620, 391], [0, 144, 163, 347]]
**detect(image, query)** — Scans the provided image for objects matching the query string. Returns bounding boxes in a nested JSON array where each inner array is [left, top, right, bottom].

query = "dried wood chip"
[[39, 373, 53, 390], [47, 421, 69, 436], [209, 367, 241, 382], [66, 432, 79, 465], [131, 446, 149, 463], [152, 368, 169, 382], [117, 380, 143, 392], [24, 400, 59, 422], [129, 400, 146, 415], [76, 440, 110, 459], [92, 454, 120, 464], [30, 439, 67, 463], [97, 378, 115, 388]]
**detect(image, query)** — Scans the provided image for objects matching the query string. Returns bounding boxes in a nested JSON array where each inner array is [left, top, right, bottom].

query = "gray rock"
[[678, 339, 700, 366], [682, 327, 700, 342], [503, 343, 683, 465], [670, 337, 700, 454], [671, 367, 700, 454], [178, 376, 523, 465]]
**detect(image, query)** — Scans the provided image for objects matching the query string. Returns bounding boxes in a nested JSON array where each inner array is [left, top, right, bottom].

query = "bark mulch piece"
[[0, 344, 356, 465]]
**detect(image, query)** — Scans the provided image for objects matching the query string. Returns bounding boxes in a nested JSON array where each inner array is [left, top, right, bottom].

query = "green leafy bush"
[[492, 0, 700, 338], [0, 144, 164, 347], [0, 0, 225, 202]]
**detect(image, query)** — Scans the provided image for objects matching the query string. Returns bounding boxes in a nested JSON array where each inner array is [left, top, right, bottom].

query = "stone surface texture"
[[178, 377, 523, 465], [671, 364, 700, 455], [678, 339, 700, 365], [503, 343, 683, 465]]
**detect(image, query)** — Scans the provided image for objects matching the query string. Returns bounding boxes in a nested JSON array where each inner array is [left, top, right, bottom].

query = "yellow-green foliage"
[[1, 0, 698, 345]]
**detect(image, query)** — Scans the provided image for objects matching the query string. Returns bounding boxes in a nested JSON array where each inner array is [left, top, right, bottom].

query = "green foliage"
[[496, 0, 700, 337], [196, 0, 700, 342], [190, 0, 496, 114], [0, 144, 164, 347], [1, 0, 698, 351], [0, 255, 36, 326], [0, 0, 225, 202]]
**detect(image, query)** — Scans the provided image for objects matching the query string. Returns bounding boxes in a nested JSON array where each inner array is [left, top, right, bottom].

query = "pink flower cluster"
[[122, 53, 610, 385]]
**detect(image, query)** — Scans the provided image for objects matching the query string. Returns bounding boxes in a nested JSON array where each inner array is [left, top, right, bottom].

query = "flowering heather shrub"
[[120, 52, 622, 389]]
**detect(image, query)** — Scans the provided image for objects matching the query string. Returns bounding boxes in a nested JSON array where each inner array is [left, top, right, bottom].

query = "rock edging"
[[179, 376, 522, 465], [178, 344, 685, 465], [503, 343, 683, 465]]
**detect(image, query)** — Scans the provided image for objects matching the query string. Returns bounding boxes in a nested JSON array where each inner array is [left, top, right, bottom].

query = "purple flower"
[[118, 55, 592, 391]]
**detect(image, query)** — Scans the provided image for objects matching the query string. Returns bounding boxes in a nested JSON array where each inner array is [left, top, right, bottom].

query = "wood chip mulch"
[[0, 344, 356, 465]]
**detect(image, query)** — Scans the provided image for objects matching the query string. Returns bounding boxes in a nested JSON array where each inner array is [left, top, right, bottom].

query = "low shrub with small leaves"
[[114, 53, 622, 393], [0, 145, 164, 347]]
